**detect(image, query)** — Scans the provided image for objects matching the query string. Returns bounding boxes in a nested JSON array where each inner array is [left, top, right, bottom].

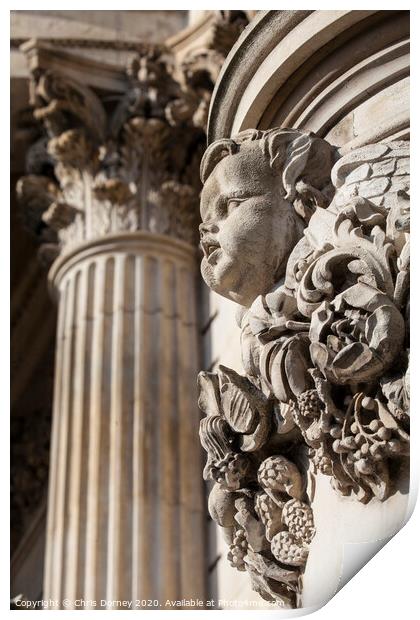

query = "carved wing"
[[331, 141, 409, 211]]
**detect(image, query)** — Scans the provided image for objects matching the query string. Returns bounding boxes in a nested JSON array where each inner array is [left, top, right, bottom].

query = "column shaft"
[[43, 234, 206, 607]]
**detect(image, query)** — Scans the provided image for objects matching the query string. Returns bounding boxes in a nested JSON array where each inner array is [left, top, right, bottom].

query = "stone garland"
[[197, 129, 410, 608]]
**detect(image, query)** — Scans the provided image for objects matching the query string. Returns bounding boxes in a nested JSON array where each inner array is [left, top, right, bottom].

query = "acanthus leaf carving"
[[17, 19, 251, 254], [17, 41, 228, 253], [31, 69, 107, 144]]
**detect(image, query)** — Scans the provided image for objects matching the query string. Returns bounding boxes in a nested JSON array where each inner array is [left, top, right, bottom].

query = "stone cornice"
[[20, 38, 129, 92]]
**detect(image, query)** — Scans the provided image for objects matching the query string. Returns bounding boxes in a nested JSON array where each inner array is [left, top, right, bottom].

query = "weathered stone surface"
[[197, 128, 410, 607], [14, 15, 251, 606], [43, 234, 205, 607], [16, 43, 209, 253], [207, 11, 409, 145]]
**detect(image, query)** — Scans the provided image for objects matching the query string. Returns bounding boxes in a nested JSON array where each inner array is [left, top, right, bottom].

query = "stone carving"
[[16, 46, 211, 254], [176, 11, 250, 131], [208, 11, 250, 57], [17, 20, 251, 257], [198, 128, 410, 606]]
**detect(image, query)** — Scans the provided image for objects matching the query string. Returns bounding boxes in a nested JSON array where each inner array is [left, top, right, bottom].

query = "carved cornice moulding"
[[167, 11, 217, 55], [207, 10, 409, 146], [20, 39, 129, 92], [207, 10, 312, 141], [167, 10, 250, 61]]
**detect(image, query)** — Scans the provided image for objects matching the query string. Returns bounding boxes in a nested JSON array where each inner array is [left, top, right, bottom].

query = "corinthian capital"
[[16, 40, 210, 259]]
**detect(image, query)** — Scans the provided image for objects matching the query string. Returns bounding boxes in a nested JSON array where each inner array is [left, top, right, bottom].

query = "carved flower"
[[209, 452, 251, 491], [309, 282, 405, 385]]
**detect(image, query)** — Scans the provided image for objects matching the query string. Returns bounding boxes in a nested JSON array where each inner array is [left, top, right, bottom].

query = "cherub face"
[[200, 141, 300, 307]]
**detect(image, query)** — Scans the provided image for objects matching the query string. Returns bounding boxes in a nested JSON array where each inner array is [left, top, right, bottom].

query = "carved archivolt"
[[197, 129, 409, 607]]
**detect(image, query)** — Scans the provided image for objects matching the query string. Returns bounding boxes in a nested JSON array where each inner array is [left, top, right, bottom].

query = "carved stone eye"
[[227, 198, 244, 214]]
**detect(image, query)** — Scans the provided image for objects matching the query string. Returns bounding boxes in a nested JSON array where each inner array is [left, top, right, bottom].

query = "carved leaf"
[[197, 371, 222, 417], [220, 383, 257, 434]]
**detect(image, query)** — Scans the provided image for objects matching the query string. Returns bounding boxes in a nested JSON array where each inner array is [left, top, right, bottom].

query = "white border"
[[3, 3, 419, 619]]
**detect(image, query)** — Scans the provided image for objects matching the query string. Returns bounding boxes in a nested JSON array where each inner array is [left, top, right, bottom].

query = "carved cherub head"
[[199, 128, 337, 307]]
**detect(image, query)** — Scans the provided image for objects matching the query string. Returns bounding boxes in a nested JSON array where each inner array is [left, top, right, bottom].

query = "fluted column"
[[16, 39, 232, 609], [44, 234, 205, 607]]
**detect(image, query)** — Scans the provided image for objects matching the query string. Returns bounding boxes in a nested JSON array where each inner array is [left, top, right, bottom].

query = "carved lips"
[[200, 235, 221, 261]]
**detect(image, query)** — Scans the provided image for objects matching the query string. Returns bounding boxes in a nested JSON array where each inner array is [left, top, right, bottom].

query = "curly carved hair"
[[200, 128, 338, 223]]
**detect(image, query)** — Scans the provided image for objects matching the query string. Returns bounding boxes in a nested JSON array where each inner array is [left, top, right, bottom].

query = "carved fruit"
[[271, 531, 309, 567], [258, 455, 303, 500], [208, 482, 237, 528], [227, 528, 247, 571], [297, 390, 323, 419], [211, 452, 251, 491], [220, 383, 257, 433], [254, 492, 284, 541], [282, 499, 315, 545]]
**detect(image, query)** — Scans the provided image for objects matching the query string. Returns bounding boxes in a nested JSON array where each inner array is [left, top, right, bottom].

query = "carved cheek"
[[219, 206, 266, 258]]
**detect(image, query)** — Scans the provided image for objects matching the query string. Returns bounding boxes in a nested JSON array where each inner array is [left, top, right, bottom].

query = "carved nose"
[[199, 222, 219, 238]]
